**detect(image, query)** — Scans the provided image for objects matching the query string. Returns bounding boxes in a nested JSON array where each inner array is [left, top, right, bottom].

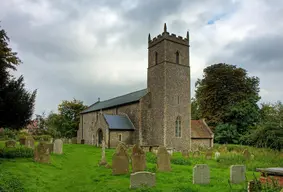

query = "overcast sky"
[[1, 0, 283, 116]]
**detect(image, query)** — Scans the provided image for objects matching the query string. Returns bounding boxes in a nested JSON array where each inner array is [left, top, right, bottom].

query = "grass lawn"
[[1, 142, 283, 192]]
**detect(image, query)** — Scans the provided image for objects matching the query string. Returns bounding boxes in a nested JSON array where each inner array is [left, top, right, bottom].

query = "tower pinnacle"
[[164, 23, 167, 32], [148, 33, 151, 41]]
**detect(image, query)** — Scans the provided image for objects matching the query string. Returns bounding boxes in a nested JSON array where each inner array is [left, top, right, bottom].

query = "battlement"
[[148, 23, 189, 47]]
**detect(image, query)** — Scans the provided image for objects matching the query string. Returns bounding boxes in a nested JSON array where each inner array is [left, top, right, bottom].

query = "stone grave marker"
[[182, 150, 189, 158], [230, 165, 246, 184], [71, 137, 77, 144], [243, 149, 251, 160], [157, 146, 171, 172], [193, 164, 210, 184], [19, 137, 26, 145], [131, 144, 146, 172], [167, 148, 173, 156], [215, 152, 220, 160], [112, 143, 129, 175], [99, 140, 107, 166], [54, 139, 63, 154], [193, 150, 200, 158], [5, 140, 16, 148], [130, 171, 156, 189], [25, 136, 35, 148], [34, 142, 50, 163], [205, 150, 213, 160]]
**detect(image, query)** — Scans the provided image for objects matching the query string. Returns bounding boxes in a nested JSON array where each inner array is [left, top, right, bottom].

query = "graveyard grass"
[[1, 142, 283, 192]]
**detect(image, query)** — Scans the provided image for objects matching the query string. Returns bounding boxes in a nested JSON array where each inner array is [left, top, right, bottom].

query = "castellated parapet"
[[148, 23, 189, 48]]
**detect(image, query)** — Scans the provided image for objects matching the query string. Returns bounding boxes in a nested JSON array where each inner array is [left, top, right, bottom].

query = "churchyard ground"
[[1, 141, 283, 192]]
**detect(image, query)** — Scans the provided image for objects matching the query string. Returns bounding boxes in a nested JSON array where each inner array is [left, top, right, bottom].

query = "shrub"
[[33, 135, 52, 141], [214, 124, 240, 144], [171, 157, 191, 165], [0, 146, 34, 158], [0, 128, 18, 140], [0, 171, 24, 192]]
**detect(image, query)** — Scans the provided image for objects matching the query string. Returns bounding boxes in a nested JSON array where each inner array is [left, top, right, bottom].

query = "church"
[[76, 24, 214, 151]]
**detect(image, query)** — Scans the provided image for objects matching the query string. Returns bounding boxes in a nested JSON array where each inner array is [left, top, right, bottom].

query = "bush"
[[0, 128, 18, 140], [33, 135, 52, 141], [0, 171, 24, 192], [214, 124, 240, 144], [171, 157, 191, 165], [0, 146, 34, 158]]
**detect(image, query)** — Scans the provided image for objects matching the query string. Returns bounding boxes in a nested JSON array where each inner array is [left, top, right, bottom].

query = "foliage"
[[214, 124, 240, 144], [0, 25, 37, 129], [146, 152, 157, 164], [171, 157, 191, 165], [0, 171, 24, 192], [0, 146, 33, 158], [191, 97, 201, 120], [45, 99, 87, 138], [0, 128, 18, 140], [195, 63, 260, 129], [32, 134, 52, 141]]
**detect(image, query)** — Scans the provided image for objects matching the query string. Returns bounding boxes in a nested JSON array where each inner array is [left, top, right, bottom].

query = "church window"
[[176, 51, 180, 64], [175, 116, 181, 137], [118, 134, 122, 142], [155, 52, 158, 65]]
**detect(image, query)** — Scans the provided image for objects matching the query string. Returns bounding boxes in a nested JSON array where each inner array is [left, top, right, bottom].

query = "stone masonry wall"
[[109, 131, 134, 148], [191, 139, 212, 151]]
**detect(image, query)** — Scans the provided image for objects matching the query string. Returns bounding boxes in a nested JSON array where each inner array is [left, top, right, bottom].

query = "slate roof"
[[191, 119, 213, 139], [103, 114, 135, 130], [81, 89, 147, 114]]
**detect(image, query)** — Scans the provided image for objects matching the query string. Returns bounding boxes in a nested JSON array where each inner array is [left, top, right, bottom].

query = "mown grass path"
[[1, 143, 282, 191]]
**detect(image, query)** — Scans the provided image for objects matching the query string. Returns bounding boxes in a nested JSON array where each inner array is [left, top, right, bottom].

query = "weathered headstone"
[[25, 136, 35, 148], [243, 149, 251, 160], [205, 150, 213, 160], [34, 142, 50, 163], [112, 143, 129, 175], [131, 144, 146, 172], [50, 138, 54, 143], [130, 171, 156, 189], [19, 137, 26, 145], [99, 140, 107, 166], [5, 140, 16, 148], [193, 164, 210, 184], [71, 137, 77, 144], [230, 165, 246, 184], [182, 150, 189, 158], [215, 152, 220, 160], [54, 139, 63, 154], [157, 146, 171, 172], [193, 150, 200, 158]]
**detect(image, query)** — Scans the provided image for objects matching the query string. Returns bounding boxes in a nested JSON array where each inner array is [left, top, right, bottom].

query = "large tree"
[[0, 25, 36, 129], [195, 63, 260, 133]]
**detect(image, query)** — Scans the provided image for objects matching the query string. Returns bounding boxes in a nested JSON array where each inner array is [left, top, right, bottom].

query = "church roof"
[[191, 119, 214, 139], [81, 89, 147, 114], [103, 114, 135, 130]]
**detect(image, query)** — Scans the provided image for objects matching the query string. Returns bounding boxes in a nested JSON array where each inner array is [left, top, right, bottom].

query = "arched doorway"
[[97, 129, 103, 146]]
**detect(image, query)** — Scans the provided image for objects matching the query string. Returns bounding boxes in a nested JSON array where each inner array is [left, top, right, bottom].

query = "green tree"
[[214, 124, 239, 144], [191, 97, 201, 120], [195, 63, 260, 133], [0, 25, 37, 129]]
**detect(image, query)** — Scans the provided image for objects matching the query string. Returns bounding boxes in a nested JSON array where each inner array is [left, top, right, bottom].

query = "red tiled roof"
[[191, 119, 213, 139]]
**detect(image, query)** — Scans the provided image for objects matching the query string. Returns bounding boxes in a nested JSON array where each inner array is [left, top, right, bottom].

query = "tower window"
[[175, 116, 181, 137], [176, 51, 180, 64], [155, 52, 158, 65], [177, 96, 180, 104], [118, 134, 122, 142]]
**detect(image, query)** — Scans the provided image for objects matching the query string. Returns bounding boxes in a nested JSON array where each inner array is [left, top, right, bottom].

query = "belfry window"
[[176, 51, 180, 64], [155, 52, 158, 65], [175, 116, 181, 137]]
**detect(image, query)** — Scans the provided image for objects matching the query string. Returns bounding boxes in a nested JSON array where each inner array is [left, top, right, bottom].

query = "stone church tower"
[[140, 24, 191, 150]]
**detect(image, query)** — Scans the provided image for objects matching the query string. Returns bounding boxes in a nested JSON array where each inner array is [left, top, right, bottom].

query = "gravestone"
[[182, 150, 189, 158], [99, 140, 107, 166], [54, 139, 63, 154], [157, 146, 171, 172], [230, 165, 246, 184], [71, 137, 77, 144], [130, 171, 156, 189], [167, 148, 173, 156], [131, 144, 146, 172], [19, 137, 26, 145], [112, 143, 129, 175], [193, 164, 210, 184], [205, 150, 213, 160], [34, 142, 50, 163], [25, 136, 35, 148], [215, 152, 220, 160], [243, 149, 251, 160], [50, 138, 54, 143], [5, 140, 16, 148], [193, 150, 200, 158]]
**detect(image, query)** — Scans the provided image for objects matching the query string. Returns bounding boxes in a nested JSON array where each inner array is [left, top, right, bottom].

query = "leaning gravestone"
[[130, 171, 156, 189], [54, 139, 63, 154], [99, 140, 107, 166], [157, 146, 171, 172], [193, 164, 210, 184], [230, 165, 246, 184], [112, 143, 129, 175], [34, 142, 50, 163], [243, 149, 251, 160], [5, 140, 16, 148], [131, 144, 146, 172]]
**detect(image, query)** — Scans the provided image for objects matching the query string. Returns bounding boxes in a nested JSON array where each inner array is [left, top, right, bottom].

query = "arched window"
[[175, 116, 181, 137], [176, 51, 180, 64], [155, 52, 158, 65]]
